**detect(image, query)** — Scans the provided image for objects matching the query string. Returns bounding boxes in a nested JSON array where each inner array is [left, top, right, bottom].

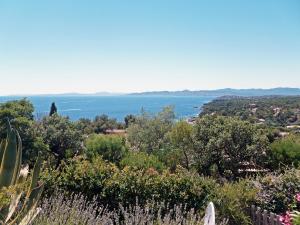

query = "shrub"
[[43, 157, 257, 225], [43, 156, 217, 211], [213, 180, 258, 225], [34, 192, 219, 225], [43, 156, 117, 199], [85, 134, 127, 164], [269, 135, 300, 169], [120, 151, 166, 172], [255, 168, 300, 214], [104, 167, 217, 210]]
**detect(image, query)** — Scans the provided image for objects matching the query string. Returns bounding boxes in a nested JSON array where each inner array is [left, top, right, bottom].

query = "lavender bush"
[[33, 192, 228, 225]]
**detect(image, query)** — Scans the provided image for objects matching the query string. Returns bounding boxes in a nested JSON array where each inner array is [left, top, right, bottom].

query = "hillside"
[[200, 96, 300, 127], [130, 88, 300, 97]]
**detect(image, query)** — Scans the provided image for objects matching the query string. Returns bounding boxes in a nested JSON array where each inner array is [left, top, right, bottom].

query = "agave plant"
[[0, 119, 44, 225]]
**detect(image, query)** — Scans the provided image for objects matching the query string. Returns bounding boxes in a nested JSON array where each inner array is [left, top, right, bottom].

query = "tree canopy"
[[35, 114, 84, 166], [126, 106, 175, 153], [192, 115, 270, 178]]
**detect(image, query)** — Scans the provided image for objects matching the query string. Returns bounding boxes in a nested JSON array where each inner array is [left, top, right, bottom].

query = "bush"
[[85, 134, 127, 164], [214, 180, 257, 225], [255, 168, 300, 214], [43, 156, 217, 211], [44, 156, 117, 199], [269, 135, 300, 169], [43, 156, 258, 224], [120, 151, 166, 172], [105, 167, 217, 210], [34, 192, 214, 225]]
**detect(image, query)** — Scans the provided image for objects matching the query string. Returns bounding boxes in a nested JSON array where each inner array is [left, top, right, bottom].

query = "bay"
[[0, 95, 215, 121]]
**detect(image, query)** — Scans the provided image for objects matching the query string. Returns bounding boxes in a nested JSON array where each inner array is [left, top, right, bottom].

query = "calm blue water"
[[0, 95, 214, 121]]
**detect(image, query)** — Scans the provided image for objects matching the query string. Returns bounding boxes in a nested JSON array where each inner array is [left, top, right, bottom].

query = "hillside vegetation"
[[200, 96, 300, 127]]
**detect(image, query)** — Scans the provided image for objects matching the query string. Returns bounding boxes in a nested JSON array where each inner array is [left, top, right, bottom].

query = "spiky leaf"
[[0, 124, 18, 188]]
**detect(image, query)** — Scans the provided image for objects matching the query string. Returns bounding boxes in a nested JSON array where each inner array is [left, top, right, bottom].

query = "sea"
[[0, 95, 215, 121]]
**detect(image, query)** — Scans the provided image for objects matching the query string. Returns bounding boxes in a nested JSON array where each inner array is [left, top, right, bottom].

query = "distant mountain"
[[129, 88, 300, 97], [4, 88, 300, 97]]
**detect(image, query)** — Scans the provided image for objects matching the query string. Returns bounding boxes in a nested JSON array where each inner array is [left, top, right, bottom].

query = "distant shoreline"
[[129, 87, 300, 97], [1, 87, 300, 97]]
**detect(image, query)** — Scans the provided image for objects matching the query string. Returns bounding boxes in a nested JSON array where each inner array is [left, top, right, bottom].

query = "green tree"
[[49, 102, 57, 116], [75, 118, 94, 135], [269, 134, 300, 169], [35, 114, 84, 166], [169, 120, 194, 170], [85, 134, 127, 163], [0, 99, 43, 164], [126, 106, 175, 153], [124, 114, 136, 128], [94, 114, 123, 134], [193, 115, 270, 179], [0, 99, 34, 138]]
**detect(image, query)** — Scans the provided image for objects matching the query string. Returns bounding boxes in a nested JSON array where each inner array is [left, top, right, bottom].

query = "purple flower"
[[279, 211, 292, 225]]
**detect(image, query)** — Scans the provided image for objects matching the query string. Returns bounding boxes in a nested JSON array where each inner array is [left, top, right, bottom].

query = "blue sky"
[[0, 0, 299, 94]]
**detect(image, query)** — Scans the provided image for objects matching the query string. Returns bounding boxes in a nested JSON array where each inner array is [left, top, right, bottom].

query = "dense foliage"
[[169, 121, 194, 170], [256, 168, 300, 214], [42, 156, 256, 224], [35, 114, 84, 166], [215, 180, 257, 225], [93, 114, 124, 133], [43, 156, 215, 209], [85, 134, 127, 163], [74, 115, 124, 135], [0, 99, 41, 164], [127, 106, 175, 153], [270, 135, 300, 169], [120, 151, 166, 172], [192, 115, 270, 178]]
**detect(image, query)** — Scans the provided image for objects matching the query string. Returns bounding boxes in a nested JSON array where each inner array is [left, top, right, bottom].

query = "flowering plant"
[[280, 211, 292, 225], [280, 193, 300, 225]]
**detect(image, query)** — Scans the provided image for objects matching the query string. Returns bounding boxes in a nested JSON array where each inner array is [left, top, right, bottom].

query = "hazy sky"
[[0, 0, 299, 95]]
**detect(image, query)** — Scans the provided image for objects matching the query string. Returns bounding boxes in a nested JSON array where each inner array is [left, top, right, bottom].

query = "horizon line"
[[1, 87, 300, 97]]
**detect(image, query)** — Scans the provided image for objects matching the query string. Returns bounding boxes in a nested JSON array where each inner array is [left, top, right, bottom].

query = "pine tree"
[[49, 102, 57, 116]]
